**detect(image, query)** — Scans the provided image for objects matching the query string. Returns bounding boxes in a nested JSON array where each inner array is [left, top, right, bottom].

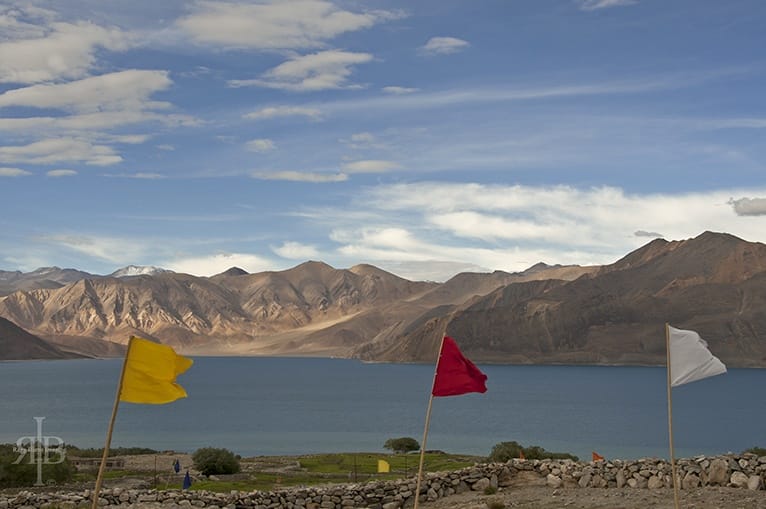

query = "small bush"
[[483, 486, 498, 495], [743, 446, 766, 456], [487, 500, 505, 509], [192, 447, 241, 476], [488, 441, 578, 463]]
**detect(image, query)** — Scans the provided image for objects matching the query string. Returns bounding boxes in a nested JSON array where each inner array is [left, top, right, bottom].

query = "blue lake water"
[[0, 357, 763, 461]]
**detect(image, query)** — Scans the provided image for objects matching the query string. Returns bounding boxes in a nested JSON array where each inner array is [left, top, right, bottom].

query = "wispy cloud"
[[634, 230, 664, 238], [177, 0, 398, 50], [382, 86, 419, 95], [229, 50, 373, 91], [0, 70, 194, 136], [46, 169, 77, 177], [340, 132, 385, 149], [419, 36, 469, 56], [342, 160, 402, 173], [0, 138, 122, 166], [577, 0, 637, 10], [102, 172, 166, 179], [0, 167, 33, 177], [0, 70, 172, 112], [246, 138, 276, 152], [252, 170, 347, 183], [0, 110, 197, 133], [313, 69, 747, 117], [37, 233, 150, 265], [244, 106, 323, 121]]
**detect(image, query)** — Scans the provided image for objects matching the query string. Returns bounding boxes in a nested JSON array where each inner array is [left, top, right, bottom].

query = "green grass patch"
[[190, 472, 319, 493], [297, 452, 477, 477]]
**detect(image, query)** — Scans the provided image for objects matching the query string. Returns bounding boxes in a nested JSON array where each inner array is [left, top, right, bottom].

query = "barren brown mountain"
[[367, 231, 766, 367], [1, 232, 765, 366], [0, 316, 75, 360]]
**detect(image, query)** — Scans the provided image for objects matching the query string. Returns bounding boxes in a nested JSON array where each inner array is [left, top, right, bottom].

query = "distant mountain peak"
[[110, 265, 171, 278], [218, 266, 249, 277], [31, 266, 62, 275]]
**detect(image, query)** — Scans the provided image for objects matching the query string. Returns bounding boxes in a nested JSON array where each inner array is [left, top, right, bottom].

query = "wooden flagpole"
[[91, 337, 133, 509], [666, 323, 680, 509], [413, 335, 447, 509]]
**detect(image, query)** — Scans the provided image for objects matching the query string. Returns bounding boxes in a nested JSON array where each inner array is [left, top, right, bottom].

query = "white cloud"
[[165, 252, 276, 277], [0, 20, 132, 84], [246, 138, 276, 152], [177, 0, 393, 50], [229, 50, 373, 91], [0, 167, 32, 177], [420, 37, 469, 56], [342, 160, 402, 173], [0, 138, 122, 166], [314, 182, 766, 278], [382, 86, 419, 95], [244, 106, 323, 121], [46, 169, 77, 177], [272, 241, 320, 260], [157, 144, 175, 151], [729, 197, 766, 216], [577, 0, 637, 10], [252, 170, 347, 183], [0, 70, 173, 112], [103, 172, 166, 179], [0, 111, 197, 133]]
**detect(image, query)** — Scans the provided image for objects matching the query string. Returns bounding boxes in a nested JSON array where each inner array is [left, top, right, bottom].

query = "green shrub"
[[192, 447, 241, 476], [743, 446, 766, 456], [483, 486, 498, 495], [383, 437, 420, 454], [488, 441, 578, 463], [0, 443, 74, 488]]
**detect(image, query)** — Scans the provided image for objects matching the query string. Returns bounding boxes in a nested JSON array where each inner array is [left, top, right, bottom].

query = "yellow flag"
[[377, 459, 390, 473], [119, 336, 193, 404]]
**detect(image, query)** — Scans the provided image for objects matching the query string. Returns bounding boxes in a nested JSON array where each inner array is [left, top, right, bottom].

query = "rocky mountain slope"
[[1, 232, 764, 366], [364, 232, 766, 367], [0, 316, 75, 360]]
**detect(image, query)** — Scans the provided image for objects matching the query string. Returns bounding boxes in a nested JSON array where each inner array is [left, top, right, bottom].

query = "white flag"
[[668, 326, 727, 387]]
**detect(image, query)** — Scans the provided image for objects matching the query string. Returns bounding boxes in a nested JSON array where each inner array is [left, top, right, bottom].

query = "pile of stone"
[[0, 454, 763, 509], [521, 453, 765, 492]]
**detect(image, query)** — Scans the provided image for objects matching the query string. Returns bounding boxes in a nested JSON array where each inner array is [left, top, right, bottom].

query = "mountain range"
[[1, 231, 765, 366]]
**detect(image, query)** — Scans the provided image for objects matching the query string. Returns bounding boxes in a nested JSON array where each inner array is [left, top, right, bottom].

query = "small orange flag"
[[519, 450, 525, 460], [592, 451, 604, 462]]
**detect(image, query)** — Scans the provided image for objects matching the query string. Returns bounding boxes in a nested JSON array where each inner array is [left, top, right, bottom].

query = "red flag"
[[592, 451, 604, 462], [432, 336, 488, 397]]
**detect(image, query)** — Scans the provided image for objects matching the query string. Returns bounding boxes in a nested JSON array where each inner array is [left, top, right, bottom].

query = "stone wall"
[[2, 454, 764, 509]]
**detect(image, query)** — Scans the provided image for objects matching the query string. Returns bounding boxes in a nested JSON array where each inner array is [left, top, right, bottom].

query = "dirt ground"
[[419, 485, 766, 509]]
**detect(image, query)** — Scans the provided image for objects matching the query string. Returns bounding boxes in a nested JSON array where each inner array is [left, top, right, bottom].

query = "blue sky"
[[1, 0, 764, 281]]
